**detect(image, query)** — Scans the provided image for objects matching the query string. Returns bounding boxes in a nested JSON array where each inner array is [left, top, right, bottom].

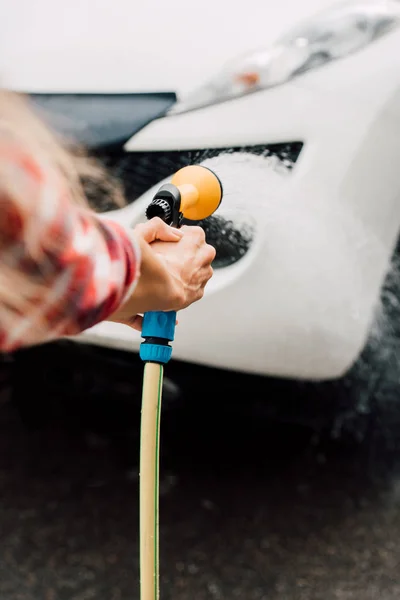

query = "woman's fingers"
[[122, 313, 179, 333], [193, 243, 216, 271], [134, 217, 183, 244], [121, 314, 143, 332]]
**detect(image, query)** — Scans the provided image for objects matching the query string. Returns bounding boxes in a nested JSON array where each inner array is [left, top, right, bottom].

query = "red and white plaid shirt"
[[0, 139, 140, 352]]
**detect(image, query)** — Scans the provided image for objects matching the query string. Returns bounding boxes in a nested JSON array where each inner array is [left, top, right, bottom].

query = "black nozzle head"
[[146, 183, 182, 227], [146, 198, 172, 223]]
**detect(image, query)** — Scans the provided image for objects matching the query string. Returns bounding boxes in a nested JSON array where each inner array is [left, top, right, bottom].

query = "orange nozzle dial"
[[171, 165, 223, 221]]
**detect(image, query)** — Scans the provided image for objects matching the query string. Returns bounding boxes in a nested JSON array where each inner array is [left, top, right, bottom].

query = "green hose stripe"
[[154, 364, 163, 599]]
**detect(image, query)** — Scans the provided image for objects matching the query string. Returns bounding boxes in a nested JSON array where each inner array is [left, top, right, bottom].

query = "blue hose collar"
[[139, 343, 172, 364], [141, 311, 176, 341], [140, 310, 176, 364]]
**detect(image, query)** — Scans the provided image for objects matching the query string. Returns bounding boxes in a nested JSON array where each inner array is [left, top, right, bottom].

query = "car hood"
[[1, 0, 338, 96]]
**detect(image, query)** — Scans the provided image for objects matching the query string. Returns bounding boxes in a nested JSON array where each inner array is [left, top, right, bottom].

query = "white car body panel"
[[2, 0, 400, 379]]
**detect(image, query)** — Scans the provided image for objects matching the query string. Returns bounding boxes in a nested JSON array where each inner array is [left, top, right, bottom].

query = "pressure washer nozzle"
[[147, 165, 223, 227]]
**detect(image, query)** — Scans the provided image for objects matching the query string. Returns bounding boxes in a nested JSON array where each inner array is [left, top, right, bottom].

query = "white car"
[[3, 0, 400, 391]]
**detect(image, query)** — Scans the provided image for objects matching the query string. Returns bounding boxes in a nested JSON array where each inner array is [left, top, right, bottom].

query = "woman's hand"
[[108, 218, 216, 331], [148, 224, 215, 308]]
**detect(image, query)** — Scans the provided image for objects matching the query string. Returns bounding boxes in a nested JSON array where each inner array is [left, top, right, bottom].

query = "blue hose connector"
[[139, 310, 176, 364]]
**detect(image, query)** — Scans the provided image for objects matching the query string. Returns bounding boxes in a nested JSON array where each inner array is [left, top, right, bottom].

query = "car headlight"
[[170, 0, 400, 115]]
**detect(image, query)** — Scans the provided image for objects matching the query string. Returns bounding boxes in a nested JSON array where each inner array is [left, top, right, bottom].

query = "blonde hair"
[[0, 90, 126, 344], [0, 89, 125, 208]]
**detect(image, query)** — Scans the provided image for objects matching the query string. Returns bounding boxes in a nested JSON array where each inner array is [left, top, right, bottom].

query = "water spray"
[[139, 165, 223, 600]]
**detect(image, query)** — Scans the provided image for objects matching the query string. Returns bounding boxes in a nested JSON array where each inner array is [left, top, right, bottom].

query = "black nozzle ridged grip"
[[146, 198, 172, 223]]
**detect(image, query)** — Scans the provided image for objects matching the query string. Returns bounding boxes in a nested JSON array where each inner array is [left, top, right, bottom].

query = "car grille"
[[88, 142, 303, 268], [89, 142, 303, 212]]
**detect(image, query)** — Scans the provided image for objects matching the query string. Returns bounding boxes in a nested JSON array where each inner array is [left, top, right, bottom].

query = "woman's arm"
[[0, 140, 140, 352]]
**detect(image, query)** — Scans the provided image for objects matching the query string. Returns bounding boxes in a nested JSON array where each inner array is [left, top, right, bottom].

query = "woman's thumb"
[[135, 217, 183, 243]]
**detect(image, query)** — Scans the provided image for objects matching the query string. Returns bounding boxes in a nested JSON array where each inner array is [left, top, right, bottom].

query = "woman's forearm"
[[0, 140, 141, 351]]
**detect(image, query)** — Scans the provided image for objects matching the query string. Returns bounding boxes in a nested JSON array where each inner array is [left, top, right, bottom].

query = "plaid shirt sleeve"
[[0, 141, 140, 352]]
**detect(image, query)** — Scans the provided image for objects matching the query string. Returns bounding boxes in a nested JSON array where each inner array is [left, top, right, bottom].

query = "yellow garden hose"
[[139, 362, 163, 600]]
